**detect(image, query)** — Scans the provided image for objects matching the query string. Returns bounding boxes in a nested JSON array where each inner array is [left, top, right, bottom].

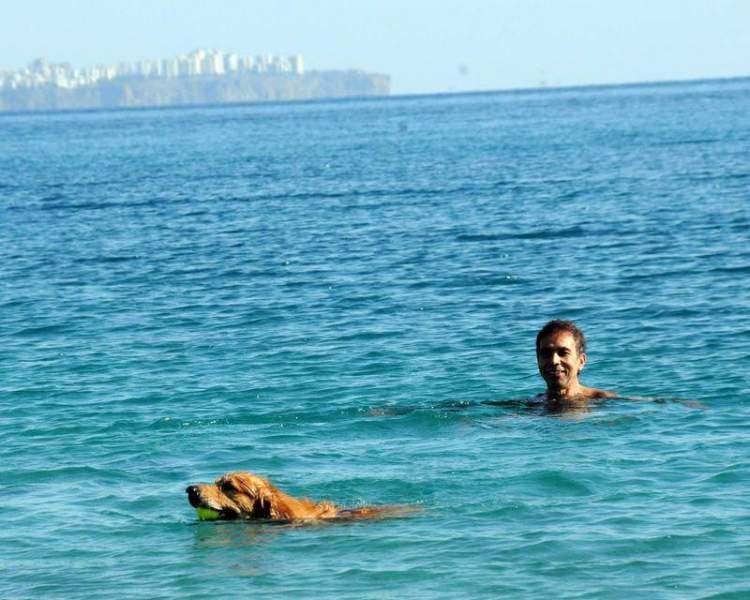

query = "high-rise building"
[[186, 49, 205, 76], [225, 53, 239, 73], [202, 50, 225, 75], [161, 58, 180, 78], [239, 56, 255, 72], [289, 55, 304, 75], [116, 62, 133, 78], [254, 55, 270, 73]]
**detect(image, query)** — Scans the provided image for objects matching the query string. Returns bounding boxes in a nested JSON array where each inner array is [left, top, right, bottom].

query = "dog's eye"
[[220, 481, 235, 493]]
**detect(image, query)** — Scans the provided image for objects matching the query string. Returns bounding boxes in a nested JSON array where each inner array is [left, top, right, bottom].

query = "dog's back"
[[334, 504, 422, 521]]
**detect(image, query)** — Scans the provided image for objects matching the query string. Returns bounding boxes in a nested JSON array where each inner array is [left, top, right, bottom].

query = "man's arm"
[[582, 386, 618, 399]]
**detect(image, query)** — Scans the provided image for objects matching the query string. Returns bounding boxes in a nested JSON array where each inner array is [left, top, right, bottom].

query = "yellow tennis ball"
[[196, 507, 221, 520]]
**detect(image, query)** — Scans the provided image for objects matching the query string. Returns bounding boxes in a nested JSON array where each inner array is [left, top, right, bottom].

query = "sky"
[[1, 0, 748, 95]]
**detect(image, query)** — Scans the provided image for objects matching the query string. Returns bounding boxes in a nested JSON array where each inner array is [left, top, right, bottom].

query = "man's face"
[[536, 331, 587, 391]]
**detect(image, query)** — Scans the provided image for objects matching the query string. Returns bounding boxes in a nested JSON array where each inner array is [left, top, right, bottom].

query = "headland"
[[0, 48, 390, 113]]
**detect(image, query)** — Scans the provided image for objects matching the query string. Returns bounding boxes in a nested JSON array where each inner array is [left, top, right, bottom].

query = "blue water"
[[2, 79, 749, 599]]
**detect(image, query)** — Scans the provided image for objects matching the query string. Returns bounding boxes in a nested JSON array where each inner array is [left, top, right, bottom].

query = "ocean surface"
[[2, 78, 749, 599]]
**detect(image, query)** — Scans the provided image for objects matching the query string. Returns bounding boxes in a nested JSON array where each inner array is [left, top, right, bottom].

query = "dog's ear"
[[251, 490, 274, 519], [229, 473, 280, 519]]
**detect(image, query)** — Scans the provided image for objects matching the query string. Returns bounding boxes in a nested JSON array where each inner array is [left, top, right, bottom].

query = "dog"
[[186, 471, 418, 522]]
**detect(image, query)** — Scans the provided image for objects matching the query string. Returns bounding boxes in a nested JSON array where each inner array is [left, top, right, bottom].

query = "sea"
[[1, 78, 749, 599]]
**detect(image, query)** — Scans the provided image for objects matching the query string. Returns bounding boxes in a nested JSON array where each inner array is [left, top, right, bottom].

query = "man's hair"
[[536, 320, 587, 355]]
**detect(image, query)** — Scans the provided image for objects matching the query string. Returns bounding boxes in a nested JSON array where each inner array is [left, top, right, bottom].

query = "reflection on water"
[[191, 520, 280, 550], [368, 395, 706, 425]]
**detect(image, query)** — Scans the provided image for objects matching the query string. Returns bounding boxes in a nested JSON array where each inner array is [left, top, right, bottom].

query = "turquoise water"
[[2, 79, 749, 599]]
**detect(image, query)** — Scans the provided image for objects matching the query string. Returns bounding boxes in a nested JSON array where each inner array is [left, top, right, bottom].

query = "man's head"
[[536, 320, 588, 393], [536, 320, 586, 356]]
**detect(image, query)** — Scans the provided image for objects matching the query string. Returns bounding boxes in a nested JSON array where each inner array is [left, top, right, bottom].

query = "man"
[[536, 320, 616, 406]]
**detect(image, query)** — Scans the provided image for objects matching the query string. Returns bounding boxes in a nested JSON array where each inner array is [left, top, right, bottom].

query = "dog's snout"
[[186, 485, 201, 507]]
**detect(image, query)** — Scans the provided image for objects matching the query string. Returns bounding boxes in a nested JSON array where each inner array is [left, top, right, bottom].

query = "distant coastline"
[[389, 74, 750, 102], [0, 49, 390, 113], [0, 70, 390, 113], [1, 69, 745, 116]]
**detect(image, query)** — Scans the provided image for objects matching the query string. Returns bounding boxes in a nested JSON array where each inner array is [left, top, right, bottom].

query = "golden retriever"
[[186, 471, 418, 522]]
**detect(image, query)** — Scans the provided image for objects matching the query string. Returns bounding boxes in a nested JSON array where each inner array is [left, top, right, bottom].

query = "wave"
[[456, 225, 586, 242]]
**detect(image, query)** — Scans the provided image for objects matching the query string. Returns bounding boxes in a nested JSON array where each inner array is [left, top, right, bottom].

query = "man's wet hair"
[[536, 320, 587, 355]]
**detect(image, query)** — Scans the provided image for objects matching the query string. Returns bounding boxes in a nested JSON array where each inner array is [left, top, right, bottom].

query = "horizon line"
[[1, 73, 748, 118]]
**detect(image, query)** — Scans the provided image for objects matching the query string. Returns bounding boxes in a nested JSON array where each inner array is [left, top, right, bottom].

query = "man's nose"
[[551, 353, 561, 364]]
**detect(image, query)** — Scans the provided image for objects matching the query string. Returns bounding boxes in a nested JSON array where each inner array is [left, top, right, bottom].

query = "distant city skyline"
[[1, 49, 304, 91], [1, 0, 749, 95]]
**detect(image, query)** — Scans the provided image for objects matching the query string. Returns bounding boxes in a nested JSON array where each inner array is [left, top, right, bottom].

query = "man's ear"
[[578, 352, 587, 374]]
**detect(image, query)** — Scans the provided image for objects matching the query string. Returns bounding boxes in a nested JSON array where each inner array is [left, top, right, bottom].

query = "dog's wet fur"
[[186, 471, 419, 523]]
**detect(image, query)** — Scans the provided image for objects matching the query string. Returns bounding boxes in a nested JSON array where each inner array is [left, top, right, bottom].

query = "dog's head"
[[186, 472, 282, 520]]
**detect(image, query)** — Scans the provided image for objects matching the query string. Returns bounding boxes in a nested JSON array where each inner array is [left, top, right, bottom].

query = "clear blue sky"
[[2, 0, 748, 94]]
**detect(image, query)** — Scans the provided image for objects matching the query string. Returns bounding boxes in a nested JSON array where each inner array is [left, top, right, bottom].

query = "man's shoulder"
[[584, 387, 618, 399]]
